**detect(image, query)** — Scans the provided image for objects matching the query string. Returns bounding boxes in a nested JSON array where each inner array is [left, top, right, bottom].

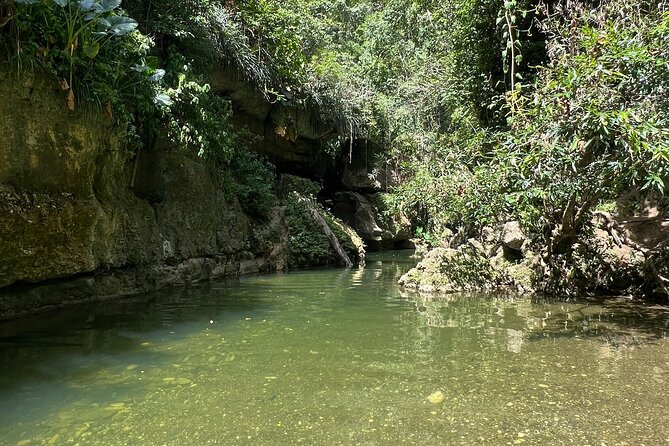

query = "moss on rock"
[[400, 236, 542, 294]]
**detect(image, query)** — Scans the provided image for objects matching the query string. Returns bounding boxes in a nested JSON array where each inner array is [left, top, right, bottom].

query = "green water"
[[2, 252, 669, 445]]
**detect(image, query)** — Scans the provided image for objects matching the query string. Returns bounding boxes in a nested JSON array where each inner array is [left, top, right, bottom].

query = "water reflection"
[[0, 251, 668, 445], [400, 289, 669, 350]]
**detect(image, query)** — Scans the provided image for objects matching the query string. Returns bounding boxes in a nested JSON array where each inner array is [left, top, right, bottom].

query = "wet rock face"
[[0, 72, 286, 318]]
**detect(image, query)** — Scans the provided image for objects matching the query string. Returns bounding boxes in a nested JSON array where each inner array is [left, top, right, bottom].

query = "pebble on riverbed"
[[427, 391, 445, 404]]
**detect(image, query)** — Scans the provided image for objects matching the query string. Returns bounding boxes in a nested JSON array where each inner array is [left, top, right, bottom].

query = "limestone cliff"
[[208, 65, 333, 179], [0, 71, 288, 319]]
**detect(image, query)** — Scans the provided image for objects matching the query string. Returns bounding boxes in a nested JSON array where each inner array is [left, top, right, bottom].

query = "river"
[[1, 251, 669, 445]]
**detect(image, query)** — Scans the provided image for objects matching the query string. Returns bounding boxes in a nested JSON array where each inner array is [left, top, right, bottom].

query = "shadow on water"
[[0, 280, 270, 393], [3, 250, 669, 444], [0, 251, 416, 396]]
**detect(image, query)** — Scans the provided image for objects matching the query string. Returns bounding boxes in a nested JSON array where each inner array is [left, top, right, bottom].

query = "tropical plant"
[[12, 0, 138, 109]]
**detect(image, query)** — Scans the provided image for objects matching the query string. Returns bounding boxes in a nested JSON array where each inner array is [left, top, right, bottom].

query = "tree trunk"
[[309, 208, 353, 268]]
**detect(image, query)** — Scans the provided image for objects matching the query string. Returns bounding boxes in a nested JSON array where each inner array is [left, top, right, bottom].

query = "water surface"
[[1, 252, 669, 445]]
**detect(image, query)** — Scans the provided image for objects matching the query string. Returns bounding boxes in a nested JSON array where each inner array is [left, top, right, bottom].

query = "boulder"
[[331, 191, 411, 250], [399, 241, 541, 294], [501, 221, 528, 252]]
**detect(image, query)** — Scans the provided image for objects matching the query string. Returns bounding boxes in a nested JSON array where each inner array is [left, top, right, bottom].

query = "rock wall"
[[331, 191, 412, 251], [208, 66, 332, 178], [0, 71, 287, 319]]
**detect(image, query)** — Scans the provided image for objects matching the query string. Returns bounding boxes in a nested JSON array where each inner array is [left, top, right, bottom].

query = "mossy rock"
[[399, 244, 500, 293]]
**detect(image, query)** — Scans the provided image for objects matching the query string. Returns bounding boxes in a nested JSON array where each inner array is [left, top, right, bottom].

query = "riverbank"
[[0, 71, 365, 320], [399, 215, 669, 300]]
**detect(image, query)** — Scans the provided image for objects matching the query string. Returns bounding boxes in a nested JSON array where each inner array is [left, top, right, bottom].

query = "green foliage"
[[5, 0, 669, 282], [502, 1, 669, 238], [385, 117, 509, 235], [124, 0, 271, 84], [225, 151, 277, 219], [322, 211, 358, 256], [4, 0, 279, 219], [278, 175, 321, 198], [283, 194, 336, 267], [7, 0, 154, 116], [152, 50, 277, 218], [369, 0, 669, 269], [282, 191, 359, 267], [414, 226, 438, 247], [160, 56, 235, 160]]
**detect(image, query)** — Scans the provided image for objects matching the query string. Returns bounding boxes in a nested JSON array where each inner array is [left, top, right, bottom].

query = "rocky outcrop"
[[331, 191, 411, 250], [208, 66, 333, 178], [548, 210, 669, 298], [399, 223, 540, 294], [400, 210, 669, 299], [0, 71, 289, 319]]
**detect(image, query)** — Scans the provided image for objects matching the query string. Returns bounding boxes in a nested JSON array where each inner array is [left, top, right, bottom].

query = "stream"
[[1, 251, 669, 445]]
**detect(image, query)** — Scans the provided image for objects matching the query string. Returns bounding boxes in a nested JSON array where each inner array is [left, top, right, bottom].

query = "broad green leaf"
[[101, 0, 121, 11], [149, 69, 166, 82], [109, 16, 137, 35], [97, 17, 111, 29], [78, 0, 95, 11], [83, 41, 100, 58], [154, 93, 173, 107]]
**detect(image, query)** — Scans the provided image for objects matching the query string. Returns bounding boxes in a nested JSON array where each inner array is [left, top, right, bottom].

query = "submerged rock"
[[427, 390, 445, 404]]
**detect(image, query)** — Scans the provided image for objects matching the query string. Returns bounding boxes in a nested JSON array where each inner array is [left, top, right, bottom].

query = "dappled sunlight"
[[1, 253, 669, 444]]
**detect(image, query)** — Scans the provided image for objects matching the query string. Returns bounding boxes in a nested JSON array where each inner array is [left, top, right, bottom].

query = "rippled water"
[[2, 251, 669, 445]]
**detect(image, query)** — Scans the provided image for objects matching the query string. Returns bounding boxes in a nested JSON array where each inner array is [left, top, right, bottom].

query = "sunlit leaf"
[[154, 93, 173, 106], [83, 41, 100, 58], [78, 0, 95, 11], [101, 0, 121, 11], [109, 16, 137, 35], [148, 69, 166, 82]]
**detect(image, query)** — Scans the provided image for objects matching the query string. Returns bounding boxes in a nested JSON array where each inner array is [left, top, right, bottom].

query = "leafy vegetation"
[[5, 0, 152, 113], [505, 2, 669, 240], [1, 0, 280, 217], [2, 0, 669, 289]]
